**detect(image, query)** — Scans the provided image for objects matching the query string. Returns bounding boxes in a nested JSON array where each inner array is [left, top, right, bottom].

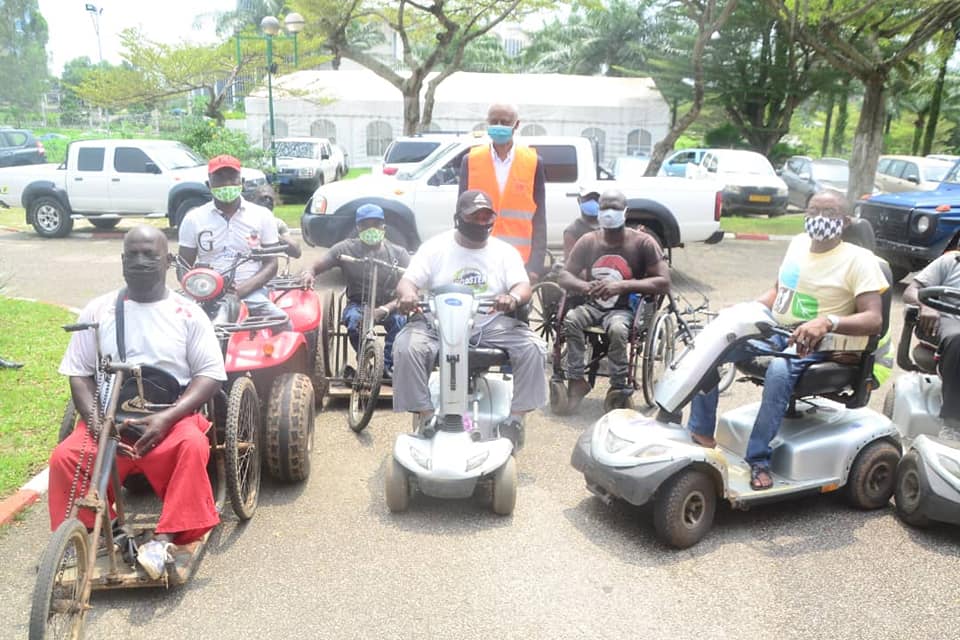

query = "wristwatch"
[[826, 314, 840, 331]]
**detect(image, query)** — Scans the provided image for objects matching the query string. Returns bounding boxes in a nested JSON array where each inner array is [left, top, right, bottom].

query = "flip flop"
[[750, 464, 773, 490]]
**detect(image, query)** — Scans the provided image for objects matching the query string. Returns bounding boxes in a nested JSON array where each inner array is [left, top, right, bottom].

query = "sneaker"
[[137, 539, 174, 580], [498, 418, 525, 451]]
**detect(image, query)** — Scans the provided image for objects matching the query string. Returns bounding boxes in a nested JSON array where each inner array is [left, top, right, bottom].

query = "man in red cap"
[[178, 155, 287, 322]]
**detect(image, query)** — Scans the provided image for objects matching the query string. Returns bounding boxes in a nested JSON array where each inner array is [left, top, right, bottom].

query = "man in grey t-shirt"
[[904, 252, 960, 427]]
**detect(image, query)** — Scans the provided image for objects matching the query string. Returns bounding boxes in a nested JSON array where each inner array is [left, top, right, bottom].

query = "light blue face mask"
[[598, 207, 626, 229], [580, 200, 600, 217], [487, 124, 514, 145]]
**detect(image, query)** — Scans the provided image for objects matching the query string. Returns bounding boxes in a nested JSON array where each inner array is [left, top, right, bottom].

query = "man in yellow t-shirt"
[[688, 192, 888, 490]]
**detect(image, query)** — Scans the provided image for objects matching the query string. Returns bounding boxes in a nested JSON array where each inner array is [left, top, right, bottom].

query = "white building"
[[243, 70, 671, 167]]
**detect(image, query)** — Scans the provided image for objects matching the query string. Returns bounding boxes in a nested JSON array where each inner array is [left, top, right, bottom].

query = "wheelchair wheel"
[[642, 310, 676, 407], [29, 518, 90, 640], [58, 400, 78, 443], [529, 281, 563, 356], [348, 338, 384, 432], [225, 376, 261, 521], [717, 362, 736, 394]]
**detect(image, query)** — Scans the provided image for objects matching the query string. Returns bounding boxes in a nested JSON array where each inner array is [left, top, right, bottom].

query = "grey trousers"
[[563, 304, 634, 388], [392, 313, 547, 414]]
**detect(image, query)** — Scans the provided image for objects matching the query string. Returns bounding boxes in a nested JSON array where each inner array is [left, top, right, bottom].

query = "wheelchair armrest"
[[813, 333, 871, 353]]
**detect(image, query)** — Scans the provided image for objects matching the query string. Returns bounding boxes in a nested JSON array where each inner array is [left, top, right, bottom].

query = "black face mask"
[[122, 254, 166, 290], [455, 213, 494, 242]]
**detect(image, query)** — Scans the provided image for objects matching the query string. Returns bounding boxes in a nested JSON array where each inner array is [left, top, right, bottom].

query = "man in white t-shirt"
[[177, 155, 287, 323], [49, 226, 227, 580], [393, 189, 547, 449], [687, 192, 888, 490]]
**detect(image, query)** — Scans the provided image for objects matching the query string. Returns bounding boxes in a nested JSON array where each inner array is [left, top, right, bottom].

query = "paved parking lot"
[[0, 229, 958, 639]]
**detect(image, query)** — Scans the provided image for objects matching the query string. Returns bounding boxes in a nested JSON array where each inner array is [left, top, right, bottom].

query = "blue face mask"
[[579, 200, 600, 217], [487, 124, 514, 145]]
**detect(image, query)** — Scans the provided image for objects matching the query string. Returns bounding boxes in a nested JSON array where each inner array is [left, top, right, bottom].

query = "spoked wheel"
[[225, 376, 261, 521], [528, 281, 563, 356], [641, 310, 676, 407], [717, 362, 736, 394], [265, 373, 316, 483], [29, 518, 90, 640], [315, 292, 337, 406], [58, 400, 78, 443], [385, 456, 411, 513], [348, 338, 384, 433], [894, 451, 930, 527], [846, 440, 900, 509], [653, 469, 716, 549]]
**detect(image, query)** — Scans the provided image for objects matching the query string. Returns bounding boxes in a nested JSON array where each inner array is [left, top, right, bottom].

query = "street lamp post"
[[235, 13, 305, 173]]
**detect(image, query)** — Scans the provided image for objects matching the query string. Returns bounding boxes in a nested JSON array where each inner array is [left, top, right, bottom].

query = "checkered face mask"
[[805, 215, 844, 242]]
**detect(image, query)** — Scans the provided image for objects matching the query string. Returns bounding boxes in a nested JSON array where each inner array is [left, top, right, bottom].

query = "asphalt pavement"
[[0, 229, 958, 640]]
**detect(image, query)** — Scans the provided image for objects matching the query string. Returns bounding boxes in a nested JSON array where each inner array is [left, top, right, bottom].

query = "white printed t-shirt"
[[403, 230, 528, 323], [178, 198, 279, 283], [772, 234, 888, 326], [59, 289, 227, 386]]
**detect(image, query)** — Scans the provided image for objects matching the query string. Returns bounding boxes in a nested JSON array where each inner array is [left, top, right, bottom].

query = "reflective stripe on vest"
[[467, 145, 538, 262], [872, 330, 893, 387]]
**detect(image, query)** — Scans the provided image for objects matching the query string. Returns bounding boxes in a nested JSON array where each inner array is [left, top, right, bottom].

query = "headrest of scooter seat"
[[842, 218, 876, 253], [431, 284, 475, 296], [468, 347, 510, 371], [736, 357, 860, 398]]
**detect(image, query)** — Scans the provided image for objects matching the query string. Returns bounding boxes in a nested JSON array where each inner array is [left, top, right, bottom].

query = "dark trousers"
[[939, 316, 960, 421], [341, 301, 406, 370]]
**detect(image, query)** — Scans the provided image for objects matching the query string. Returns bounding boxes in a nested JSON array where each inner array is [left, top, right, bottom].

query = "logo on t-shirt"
[[773, 261, 819, 320], [590, 254, 632, 309], [454, 267, 488, 293]]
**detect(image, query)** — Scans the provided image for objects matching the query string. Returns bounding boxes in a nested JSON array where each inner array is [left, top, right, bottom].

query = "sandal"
[[749, 464, 773, 490]]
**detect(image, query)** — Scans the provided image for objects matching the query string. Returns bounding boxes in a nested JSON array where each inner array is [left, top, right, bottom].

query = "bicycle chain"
[[63, 372, 104, 521]]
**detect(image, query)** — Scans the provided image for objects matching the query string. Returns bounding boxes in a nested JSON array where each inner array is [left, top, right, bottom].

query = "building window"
[[366, 120, 393, 157], [520, 124, 546, 136], [421, 121, 443, 133], [627, 128, 652, 156], [310, 119, 337, 142], [581, 127, 606, 164]]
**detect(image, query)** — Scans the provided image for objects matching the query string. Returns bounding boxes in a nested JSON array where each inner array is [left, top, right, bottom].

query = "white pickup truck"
[[300, 135, 724, 255], [0, 139, 268, 237]]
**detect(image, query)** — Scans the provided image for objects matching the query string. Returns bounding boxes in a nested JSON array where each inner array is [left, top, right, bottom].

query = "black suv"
[[0, 129, 46, 167]]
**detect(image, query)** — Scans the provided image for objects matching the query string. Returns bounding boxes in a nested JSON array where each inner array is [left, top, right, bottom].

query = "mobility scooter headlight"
[[409, 445, 432, 471], [605, 430, 634, 454], [937, 454, 960, 480], [466, 451, 489, 472], [633, 444, 671, 459]]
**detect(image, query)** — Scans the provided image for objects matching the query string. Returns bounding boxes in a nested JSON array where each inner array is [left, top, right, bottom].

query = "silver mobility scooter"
[[571, 227, 899, 548], [887, 285, 960, 527], [385, 285, 518, 515]]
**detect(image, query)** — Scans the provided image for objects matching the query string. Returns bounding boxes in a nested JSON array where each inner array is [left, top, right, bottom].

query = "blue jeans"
[[342, 301, 406, 370], [244, 288, 291, 330], [687, 334, 827, 466]]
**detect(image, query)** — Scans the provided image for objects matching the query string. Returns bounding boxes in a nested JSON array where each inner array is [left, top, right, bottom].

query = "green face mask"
[[211, 185, 242, 203], [358, 227, 385, 246]]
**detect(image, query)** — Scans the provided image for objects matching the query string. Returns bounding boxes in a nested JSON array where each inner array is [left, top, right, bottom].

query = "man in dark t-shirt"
[[557, 190, 671, 411], [300, 204, 410, 374], [563, 188, 600, 261]]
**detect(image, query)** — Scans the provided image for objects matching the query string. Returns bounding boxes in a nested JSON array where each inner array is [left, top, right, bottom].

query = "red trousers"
[[48, 414, 220, 545]]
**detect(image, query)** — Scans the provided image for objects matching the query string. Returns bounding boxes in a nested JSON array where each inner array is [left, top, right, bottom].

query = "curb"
[[0, 468, 48, 527], [723, 232, 793, 241]]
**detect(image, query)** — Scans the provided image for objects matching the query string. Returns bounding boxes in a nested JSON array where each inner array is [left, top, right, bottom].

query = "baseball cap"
[[356, 203, 385, 222], [208, 154, 242, 174], [578, 186, 601, 200], [456, 190, 495, 216]]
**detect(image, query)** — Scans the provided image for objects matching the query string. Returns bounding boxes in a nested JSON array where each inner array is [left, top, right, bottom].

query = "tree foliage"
[[0, 0, 49, 124]]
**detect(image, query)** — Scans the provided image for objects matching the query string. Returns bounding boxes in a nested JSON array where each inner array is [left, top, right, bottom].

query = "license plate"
[[748, 194, 772, 203]]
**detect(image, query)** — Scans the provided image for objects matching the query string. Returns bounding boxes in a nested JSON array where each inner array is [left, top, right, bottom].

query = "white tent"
[[244, 70, 671, 167]]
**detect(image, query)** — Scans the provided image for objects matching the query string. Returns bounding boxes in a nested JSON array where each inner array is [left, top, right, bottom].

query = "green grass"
[[721, 213, 806, 236], [0, 297, 75, 498]]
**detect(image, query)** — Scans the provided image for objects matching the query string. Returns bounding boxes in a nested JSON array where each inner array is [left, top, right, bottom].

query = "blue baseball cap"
[[356, 203, 384, 222]]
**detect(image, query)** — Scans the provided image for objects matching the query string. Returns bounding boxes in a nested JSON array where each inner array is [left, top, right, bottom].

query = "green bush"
[[704, 124, 744, 148], [178, 118, 269, 171]]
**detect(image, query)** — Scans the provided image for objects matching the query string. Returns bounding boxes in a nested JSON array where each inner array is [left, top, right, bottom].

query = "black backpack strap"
[[115, 287, 127, 362]]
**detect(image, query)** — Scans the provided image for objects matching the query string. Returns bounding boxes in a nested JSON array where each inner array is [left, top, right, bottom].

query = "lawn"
[[0, 297, 75, 498], [721, 213, 806, 236]]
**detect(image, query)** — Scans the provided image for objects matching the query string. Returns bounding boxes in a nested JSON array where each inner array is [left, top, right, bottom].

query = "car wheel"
[[89, 218, 120, 230], [30, 196, 73, 238], [384, 223, 414, 251], [173, 197, 209, 228]]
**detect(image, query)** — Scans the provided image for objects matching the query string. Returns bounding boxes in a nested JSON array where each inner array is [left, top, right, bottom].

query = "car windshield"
[[151, 144, 205, 170], [275, 141, 318, 159], [924, 163, 952, 183], [722, 154, 775, 176], [385, 140, 441, 164], [812, 163, 849, 182], [396, 142, 463, 180]]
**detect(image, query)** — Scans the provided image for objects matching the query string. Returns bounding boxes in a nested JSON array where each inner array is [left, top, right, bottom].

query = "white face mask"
[[598, 207, 626, 229]]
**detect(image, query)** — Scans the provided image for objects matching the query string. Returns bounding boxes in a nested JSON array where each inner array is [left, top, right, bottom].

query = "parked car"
[[658, 148, 707, 177], [0, 139, 267, 237], [273, 137, 344, 200], [689, 149, 788, 216], [858, 158, 960, 282], [302, 135, 726, 253], [926, 153, 959, 163], [0, 128, 46, 167], [375, 133, 468, 176], [875, 155, 953, 193], [610, 155, 651, 180], [780, 156, 850, 209]]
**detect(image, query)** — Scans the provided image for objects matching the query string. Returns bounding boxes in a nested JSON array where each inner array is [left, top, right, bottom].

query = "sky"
[[39, 0, 236, 75]]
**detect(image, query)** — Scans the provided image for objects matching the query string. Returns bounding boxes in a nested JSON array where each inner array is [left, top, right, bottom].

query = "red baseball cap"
[[208, 154, 242, 174]]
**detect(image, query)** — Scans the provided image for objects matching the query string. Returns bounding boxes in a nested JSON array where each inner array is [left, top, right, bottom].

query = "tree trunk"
[[832, 79, 850, 155], [821, 92, 834, 157], [912, 111, 928, 155], [848, 77, 886, 202], [402, 89, 421, 135], [922, 51, 951, 156]]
